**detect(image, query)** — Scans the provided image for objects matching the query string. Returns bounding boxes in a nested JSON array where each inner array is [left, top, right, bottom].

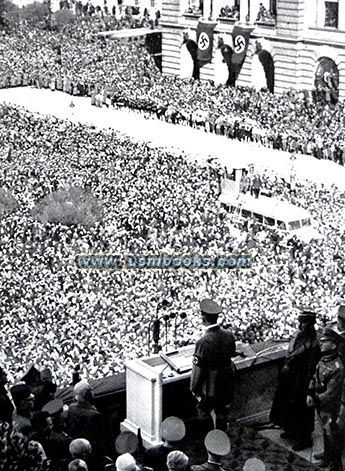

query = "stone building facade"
[[161, 0, 345, 99]]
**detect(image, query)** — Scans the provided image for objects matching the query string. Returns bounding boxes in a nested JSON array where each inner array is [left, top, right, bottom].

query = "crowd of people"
[[0, 19, 344, 165], [0, 101, 343, 389], [0, 366, 266, 471], [1, 10, 345, 470], [61, 0, 160, 28]]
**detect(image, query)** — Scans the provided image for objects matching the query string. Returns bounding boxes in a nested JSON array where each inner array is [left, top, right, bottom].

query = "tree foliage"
[[32, 186, 104, 227]]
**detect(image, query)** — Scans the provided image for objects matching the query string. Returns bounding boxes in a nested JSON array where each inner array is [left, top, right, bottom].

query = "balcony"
[[254, 18, 276, 30], [182, 6, 202, 19]]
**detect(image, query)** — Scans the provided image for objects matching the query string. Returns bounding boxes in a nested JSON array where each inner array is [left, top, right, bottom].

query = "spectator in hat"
[[10, 383, 35, 436], [166, 451, 190, 471], [42, 399, 72, 469], [0, 366, 14, 424], [101, 431, 139, 471], [66, 381, 113, 470], [270, 309, 320, 451], [307, 327, 344, 471], [243, 458, 265, 471], [69, 459, 89, 471], [191, 430, 230, 471], [190, 299, 236, 434], [144, 417, 186, 471]]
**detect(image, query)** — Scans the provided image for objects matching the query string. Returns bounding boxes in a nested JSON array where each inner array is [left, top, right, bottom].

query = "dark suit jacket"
[[66, 402, 112, 464]]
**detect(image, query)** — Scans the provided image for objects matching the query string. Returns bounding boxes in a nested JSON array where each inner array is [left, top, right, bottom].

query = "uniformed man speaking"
[[190, 299, 236, 433]]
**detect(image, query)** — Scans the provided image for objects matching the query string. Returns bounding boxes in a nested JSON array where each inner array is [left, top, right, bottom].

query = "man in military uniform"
[[144, 416, 186, 471], [270, 309, 320, 451], [307, 327, 344, 471], [190, 299, 236, 433], [191, 429, 231, 471], [10, 383, 35, 436], [330, 303, 345, 464], [328, 302, 345, 364]]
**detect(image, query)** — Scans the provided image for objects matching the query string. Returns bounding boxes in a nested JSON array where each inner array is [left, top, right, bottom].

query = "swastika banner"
[[196, 21, 216, 64], [231, 25, 253, 65]]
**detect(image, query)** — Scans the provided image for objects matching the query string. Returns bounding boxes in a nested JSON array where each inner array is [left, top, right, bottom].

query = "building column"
[[240, 0, 249, 23], [203, 0, 211, 19], [212, 0, 221, 19], [338, 1, 345, 30]]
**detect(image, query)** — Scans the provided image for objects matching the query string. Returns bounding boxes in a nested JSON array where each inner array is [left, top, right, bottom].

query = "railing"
[[218, 15, 238, 24], [183, 7, 202, 18], [254, 19, 276, 29]]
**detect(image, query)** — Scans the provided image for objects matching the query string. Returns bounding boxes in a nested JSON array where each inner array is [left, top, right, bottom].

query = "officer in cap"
[[115, 431, 139, 456], [144, 416, 186, 471], [307, 327, 344, 471], [43, 399, 72, 466], [327, 301, 345, 365], [191, 430, 230, 471], [10, 383, 35, 436], [270, 308, 320, 451], [190, 299, 236, 434]]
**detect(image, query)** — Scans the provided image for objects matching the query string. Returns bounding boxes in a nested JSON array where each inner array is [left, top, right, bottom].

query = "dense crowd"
[[0, 19, 344, 165], [0, 102, 343, 389], [0, 369, 265, 471], [2, 12, 345, 471]]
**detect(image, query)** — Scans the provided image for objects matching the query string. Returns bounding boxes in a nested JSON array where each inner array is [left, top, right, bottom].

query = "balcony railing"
[[183, 7, 202, 18], [255, 19, 276, 29]]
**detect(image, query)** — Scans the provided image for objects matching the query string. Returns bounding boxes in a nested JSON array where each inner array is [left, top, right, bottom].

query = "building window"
[[324, 1, 338, 28], [219, 0, 239, 19], [254, 0, 276, 23], [185, 0, 202, 15]]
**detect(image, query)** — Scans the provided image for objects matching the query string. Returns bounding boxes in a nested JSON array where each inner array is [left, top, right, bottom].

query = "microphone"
[[161, 299, 170, 308], [153, 319, 160, 344]]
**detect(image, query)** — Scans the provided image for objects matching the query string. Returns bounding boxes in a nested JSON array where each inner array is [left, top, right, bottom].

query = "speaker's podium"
[[120, 346, 194, 447], [120, 341, 289, 448]]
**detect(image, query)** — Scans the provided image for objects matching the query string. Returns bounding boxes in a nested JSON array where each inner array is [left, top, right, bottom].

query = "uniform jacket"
[[309, 352, 344, 417], [190, 324, 236, 402], [191, 462, 227, 471]]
